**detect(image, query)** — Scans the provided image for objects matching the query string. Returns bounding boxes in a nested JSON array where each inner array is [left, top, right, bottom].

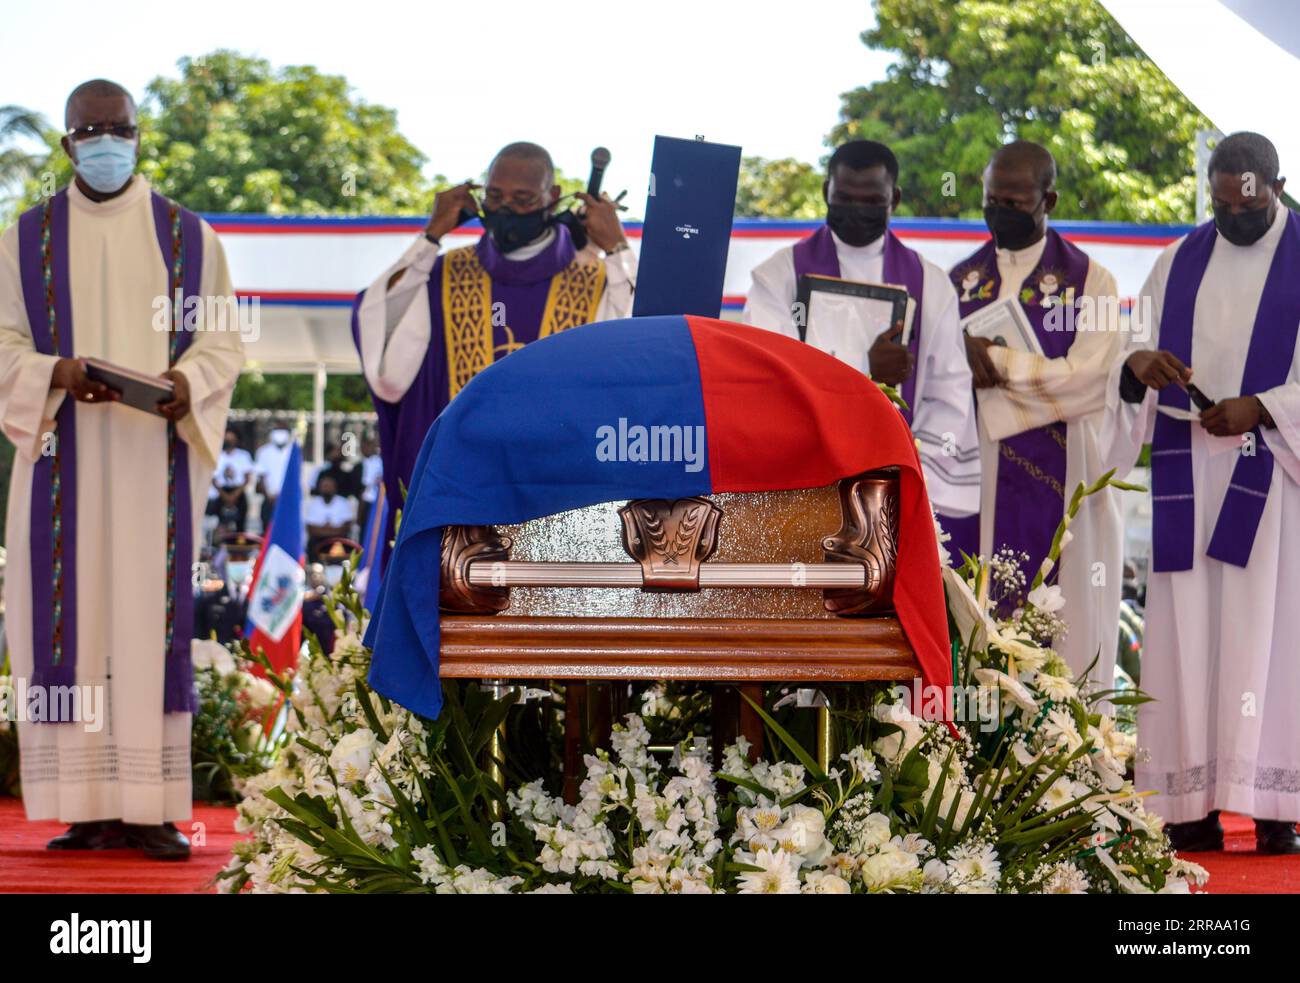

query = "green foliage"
[[230, 371, 373, 413], [735, 156, 825, 218], [141, 50, 433, 214], [14, 50, 436, 217], [191, 655, 286, 804], [827, 0, 1210, 222], [0, 105, 52, 220]]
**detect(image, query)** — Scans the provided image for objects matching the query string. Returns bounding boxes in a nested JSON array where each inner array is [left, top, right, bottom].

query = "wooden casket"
[[436, 468, 920, 795]]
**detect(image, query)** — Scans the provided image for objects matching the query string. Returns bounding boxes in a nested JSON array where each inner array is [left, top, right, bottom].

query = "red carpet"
[[1180, 813, 1300, 894], [0, 797, 243, 894]]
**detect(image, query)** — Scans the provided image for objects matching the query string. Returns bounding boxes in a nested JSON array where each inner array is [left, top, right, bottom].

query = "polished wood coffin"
[[435, 469, 918, 794]]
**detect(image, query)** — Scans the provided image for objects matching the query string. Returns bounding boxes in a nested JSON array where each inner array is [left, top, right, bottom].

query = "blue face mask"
[[73, 135, 137, 193]]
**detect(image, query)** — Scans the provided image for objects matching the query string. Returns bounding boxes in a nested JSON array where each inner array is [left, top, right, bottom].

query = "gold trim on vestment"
[[441, 246, 607, 397], [999, 440, 1064, 497]]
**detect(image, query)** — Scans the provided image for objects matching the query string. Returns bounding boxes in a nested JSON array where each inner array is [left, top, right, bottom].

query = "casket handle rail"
[[441, 470, 899, 614]]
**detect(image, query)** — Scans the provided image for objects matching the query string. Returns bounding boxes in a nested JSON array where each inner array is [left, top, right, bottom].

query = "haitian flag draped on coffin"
[[364, 315, 952, 720]]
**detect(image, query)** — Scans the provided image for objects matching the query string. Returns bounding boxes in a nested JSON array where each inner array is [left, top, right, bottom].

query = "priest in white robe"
[[949, 141, 1126, 691], [743, 140, 980, 524], [1101, 132, 1300, 854], [0, 80, 243, 858], [353, 142, 636, 566]]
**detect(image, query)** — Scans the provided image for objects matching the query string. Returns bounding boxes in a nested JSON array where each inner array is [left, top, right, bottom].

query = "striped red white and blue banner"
[[207, 215, 1190, 314]]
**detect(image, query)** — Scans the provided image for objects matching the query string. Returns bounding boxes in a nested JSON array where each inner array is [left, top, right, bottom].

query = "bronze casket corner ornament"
[[821, 470, 899, 616], [618, 496, 723, 591]]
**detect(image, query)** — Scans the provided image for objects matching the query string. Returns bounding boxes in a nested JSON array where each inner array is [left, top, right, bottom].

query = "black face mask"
[[984, 204, 1040, 251], [826, 203, 889, 247], [1213, 204, 1273, 246], [480, 205, 553, 253]]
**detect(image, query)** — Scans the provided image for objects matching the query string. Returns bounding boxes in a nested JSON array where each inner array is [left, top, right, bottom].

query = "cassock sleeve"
[[1259, 373, 1300, 486], [740, 248, 800, 338], [0, 225, 66, 463], [911, 263, 980, 517], [977, 263, 1126, 442], [594, 246, 637, 320], [173, 221, 245, 471], [1096, 247, 1176, 475], [356, 235, 438, 403]]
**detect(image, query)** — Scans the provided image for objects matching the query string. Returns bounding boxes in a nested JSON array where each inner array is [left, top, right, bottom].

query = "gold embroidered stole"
[[441, 245, 607, 398]]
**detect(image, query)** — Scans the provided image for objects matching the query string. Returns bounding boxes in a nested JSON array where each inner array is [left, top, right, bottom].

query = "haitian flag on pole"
[[247, 441, 304, 674], [365, 316, 953, 722]]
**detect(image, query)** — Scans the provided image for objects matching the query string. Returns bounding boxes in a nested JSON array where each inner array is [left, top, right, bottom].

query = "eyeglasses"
[[66, 123, 138, 142], [480, 188, 548, 211]]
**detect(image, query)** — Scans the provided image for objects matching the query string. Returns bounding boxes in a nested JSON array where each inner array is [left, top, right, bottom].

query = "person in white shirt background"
[[304, 473, 356, 560], [208, 428, 255, 536], [253, 426, 294, 531]]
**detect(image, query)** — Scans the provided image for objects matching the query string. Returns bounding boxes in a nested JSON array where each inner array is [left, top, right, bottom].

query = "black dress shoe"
[[1255, 819, 1300, 855], [124, 822, 191, 860], [1166, 811, 1224, 852], [46, 820, 129, 850]]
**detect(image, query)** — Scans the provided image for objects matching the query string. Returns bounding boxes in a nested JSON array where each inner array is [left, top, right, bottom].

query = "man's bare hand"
[[575, 192, 627, 253], [868, 323, 915, 387], [426, 182, 481, 242], [1126, 350, 1190, 390], [965, 335, 1004, 389], [158, 369, 191, 422], [51, 357, 117, 403], [1200, 396, 1260, 437]]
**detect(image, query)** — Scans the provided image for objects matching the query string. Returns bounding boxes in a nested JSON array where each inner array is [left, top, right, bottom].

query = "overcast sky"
[[3, 0, 893, 213]]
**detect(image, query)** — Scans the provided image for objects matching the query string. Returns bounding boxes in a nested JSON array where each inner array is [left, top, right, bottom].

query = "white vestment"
[[958, 235, 1126, 687], [0, 178, 243, 824], [1100, 208, 1300, 823], [356, 231, 636, 402], [742, 231, 981, 519]]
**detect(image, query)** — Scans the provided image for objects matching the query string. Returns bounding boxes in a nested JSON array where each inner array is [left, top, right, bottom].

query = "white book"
[[961, 297, 1044, 357], [796, 275, 913, 377]]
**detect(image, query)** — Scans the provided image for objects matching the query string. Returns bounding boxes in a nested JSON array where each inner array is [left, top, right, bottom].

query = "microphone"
[[587, 147, 611, 198]]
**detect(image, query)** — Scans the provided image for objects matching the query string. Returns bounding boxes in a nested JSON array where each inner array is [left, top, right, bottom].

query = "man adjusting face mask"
[[479, 204, 554, 253]]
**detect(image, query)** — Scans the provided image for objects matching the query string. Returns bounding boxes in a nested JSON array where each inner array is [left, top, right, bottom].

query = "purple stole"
[[949, 229, 1090, 579], [16, 187, 201, 718], [1152, 211, 1300, 572], [791, 226, 926, 422], [352, 224, 595, 571]]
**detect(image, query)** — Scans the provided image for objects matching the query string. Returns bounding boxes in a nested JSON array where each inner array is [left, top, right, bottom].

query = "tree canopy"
[[744, 0, 1210, 222], [13, 50, 436, 217], [735, 156, 825, 218]]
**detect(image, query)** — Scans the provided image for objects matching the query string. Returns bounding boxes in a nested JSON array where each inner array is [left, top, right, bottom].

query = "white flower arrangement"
[[219, 471, 1205, 896]]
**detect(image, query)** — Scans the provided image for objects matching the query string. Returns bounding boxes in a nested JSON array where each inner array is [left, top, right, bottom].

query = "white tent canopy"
[[1101, 0, 1300, 177], [245, 305, 363, 374]]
